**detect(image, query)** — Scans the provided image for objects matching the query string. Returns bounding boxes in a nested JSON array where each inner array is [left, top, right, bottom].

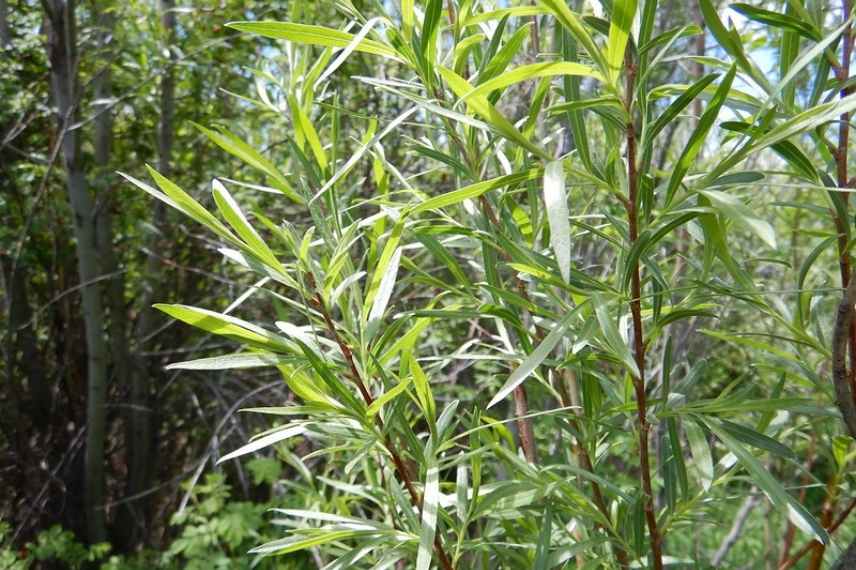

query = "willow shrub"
[[124, 0, 856, 568]]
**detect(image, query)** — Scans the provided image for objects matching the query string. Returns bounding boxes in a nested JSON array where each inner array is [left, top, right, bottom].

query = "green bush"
[[122, 0, 856, 568]]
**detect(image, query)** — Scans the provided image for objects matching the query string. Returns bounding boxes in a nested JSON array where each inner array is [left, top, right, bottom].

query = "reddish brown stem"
[[307, 274, 454, 570], [837, 0, 856, 408], [822, 10, 856, 567], [625, 52, 664, 570], [478, 196, 540, 464]]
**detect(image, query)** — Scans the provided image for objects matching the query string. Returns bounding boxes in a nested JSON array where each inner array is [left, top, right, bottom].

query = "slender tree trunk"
[[43, 0, 108, 543], [89, 6, 136, 549], [127, 0, 175, 543], [93, 8, 128, 398]]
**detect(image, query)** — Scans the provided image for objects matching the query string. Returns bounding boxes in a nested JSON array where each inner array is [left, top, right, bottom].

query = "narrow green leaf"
[[464, 62, 602, 101], [665, 64, 736, 205], [154, 304, 291, 352], [685, 419, 713, 490], [367, 377, 412, 417], [193, 123, 302, 203], [488, 303, 586, 408], [130, 166, 237, 241], [606, 0, 638, 84], [702, 416, 828, 543], [699, 190, 776, 248], [533, 503, 553, 570], [730, 3, 820, 41], [364, 219, 404, 320], [249, 529, 381, 555], [367, 246, 401, 332], [438, 67, 550, 160], [402, 0, 414, 41], [538, 0, 608, 76], [647, 72, 719, 144], [287, 95, 328, 171], [411, 168, 542, 214], [226, 22, 402, 60], [212, 179, 282, 270], [699, 0, 771, 93], [480, 23, 531, 84], [594, 295, 640, 378], [410, 355, 436, 425], [718, 420, 796, 460]]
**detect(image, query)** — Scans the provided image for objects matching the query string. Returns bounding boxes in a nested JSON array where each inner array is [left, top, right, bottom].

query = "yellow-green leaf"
[[226, 21, 402, 60], [461, 62, 602, 102], [438, 67, 549, 160]]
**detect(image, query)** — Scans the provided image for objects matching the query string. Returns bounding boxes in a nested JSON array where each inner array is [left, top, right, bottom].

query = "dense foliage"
[[3, 0, 856, 568]]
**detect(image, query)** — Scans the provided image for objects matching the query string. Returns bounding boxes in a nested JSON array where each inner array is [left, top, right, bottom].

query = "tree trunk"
[[126, 0, 175, 545], [90, 5, 138, 550], [43, 0, 108, 544]]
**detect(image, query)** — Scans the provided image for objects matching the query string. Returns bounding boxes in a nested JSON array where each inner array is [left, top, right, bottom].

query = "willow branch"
[[832, 272, 856, 438]]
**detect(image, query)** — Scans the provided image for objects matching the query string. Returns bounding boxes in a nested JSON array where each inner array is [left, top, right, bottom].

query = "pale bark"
[[43, 0, 108, 543]]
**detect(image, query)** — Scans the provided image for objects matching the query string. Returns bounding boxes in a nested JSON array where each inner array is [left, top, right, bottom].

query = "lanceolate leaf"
[[438, 67, 550, 160], [367, 246, 401, 330], [480, 23, 532, 84], [287, 94, 328, 171], [699, 0, 771, 93], [249, 529, 384, 555], [226, 22, 402, 60], [364, 219, 404, 317], [538, 0, 608, 76], [685, 419, 714, 490], [416, 459, 440, 570], [218, 424, 307, 463], [154, 304, 292, 352], [212, 179, 282, 269], [665, 64, 736, 205], [543, 160, 572, 283], [166, 352, 290, 370], [488, 303, 587, 408], [699, 190, 776, 249], [646, 72, 719, 145], [730, 3, 820, 41], [706, 92, 856, 182], [701, 417, 828, 544], [462, 62, 603, 101], [606, 0, 638, 84], [366, 376, 412, 418], [411, 169, 542, 214], [593, 295, 640, 378], [193, 123, 302, 202]]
